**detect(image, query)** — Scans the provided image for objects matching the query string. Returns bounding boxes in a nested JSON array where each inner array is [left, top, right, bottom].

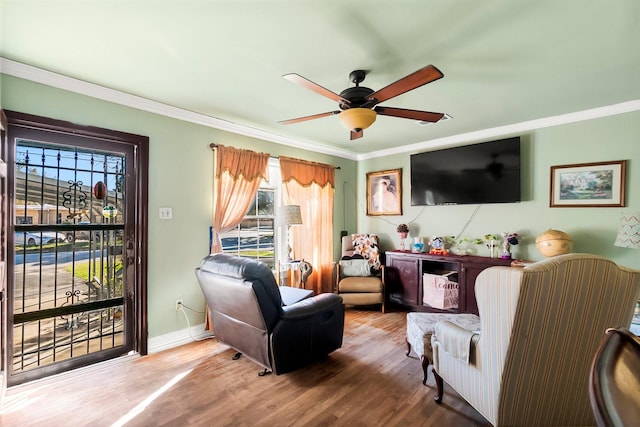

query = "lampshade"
[[338, 108, 377, 132], [277, 205, 302, 227], [614, 212, 640, 249]]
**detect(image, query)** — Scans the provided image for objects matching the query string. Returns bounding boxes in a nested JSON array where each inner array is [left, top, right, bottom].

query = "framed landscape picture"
[[366, 168, 402, 216], [550, 160, 626, 207]]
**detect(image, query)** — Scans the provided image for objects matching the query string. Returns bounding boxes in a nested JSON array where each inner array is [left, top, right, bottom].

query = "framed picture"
[[550, 160, 626, 207], [366, 168, 402, 216]]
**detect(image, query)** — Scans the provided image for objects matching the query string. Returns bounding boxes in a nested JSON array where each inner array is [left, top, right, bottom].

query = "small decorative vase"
[[488, 240, 498, 258], [412, 237, 424, 253], [501, 239, 512, 259], [501, 244, 512, 259]]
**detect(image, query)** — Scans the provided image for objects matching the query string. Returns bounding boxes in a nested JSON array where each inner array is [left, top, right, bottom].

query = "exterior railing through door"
[[11, 142, 127, 379]]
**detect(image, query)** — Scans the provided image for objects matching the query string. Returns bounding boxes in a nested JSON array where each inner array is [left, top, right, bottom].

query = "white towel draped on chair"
[[434, 320, 477, 364]]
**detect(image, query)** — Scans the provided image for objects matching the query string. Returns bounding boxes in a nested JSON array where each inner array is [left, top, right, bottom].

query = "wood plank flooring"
[[0, 309, 490, 426]]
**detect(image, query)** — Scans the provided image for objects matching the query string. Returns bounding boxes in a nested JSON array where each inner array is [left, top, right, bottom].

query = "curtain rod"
[[210, 143, 341, 170]]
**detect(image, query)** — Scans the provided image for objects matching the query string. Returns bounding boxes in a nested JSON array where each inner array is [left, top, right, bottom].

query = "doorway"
[[4, 111, 148, 386]]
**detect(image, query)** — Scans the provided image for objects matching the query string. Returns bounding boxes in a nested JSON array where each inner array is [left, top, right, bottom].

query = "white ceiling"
[[2, 0, 639, 160]]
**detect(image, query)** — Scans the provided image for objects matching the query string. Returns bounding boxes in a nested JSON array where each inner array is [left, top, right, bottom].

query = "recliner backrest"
[[197, 253, 346, 374], [198, 253, 282, 331]]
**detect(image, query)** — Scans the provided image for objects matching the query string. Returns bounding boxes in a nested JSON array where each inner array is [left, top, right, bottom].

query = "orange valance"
[[215, 144, 269, 182], [279, 156, 335, 188]]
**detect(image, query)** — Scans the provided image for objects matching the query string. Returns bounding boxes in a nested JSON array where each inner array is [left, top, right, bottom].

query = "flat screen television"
[[410, 137, 521, 206]]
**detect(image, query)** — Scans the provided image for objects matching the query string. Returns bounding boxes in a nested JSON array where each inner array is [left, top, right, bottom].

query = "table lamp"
[[614, 212, 640, 249], [278, 205, 303, 261], [614, 212, 640, 326]]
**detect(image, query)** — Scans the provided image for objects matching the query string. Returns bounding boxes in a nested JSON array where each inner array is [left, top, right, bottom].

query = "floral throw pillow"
[[351, 234, 381, 271]]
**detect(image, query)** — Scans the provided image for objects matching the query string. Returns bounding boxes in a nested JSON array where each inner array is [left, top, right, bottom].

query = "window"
[[220, 159, 280, 269], [15, 216, 33, 225]]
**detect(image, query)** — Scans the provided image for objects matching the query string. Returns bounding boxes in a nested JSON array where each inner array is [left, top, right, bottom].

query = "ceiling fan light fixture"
[[281, 65, 445, 139], [338, 108, 376, 132]]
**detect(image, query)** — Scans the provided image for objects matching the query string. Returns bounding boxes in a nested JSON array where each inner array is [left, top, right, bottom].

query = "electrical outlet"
[[159, 207, 173, 220], [175, 299, 183, 311]]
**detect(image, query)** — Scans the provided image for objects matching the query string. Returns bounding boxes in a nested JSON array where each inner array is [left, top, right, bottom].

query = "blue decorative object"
[[412, 237, 424, 253]]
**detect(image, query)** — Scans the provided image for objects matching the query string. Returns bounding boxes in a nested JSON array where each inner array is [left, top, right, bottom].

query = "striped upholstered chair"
[[431, 253, 640, 426]]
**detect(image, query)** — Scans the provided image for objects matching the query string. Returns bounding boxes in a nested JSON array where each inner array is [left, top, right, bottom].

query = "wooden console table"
[[384, 251, 512, 314]]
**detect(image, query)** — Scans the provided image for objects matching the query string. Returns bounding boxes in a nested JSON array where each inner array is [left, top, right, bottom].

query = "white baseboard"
[[148, 323, 213, 354]]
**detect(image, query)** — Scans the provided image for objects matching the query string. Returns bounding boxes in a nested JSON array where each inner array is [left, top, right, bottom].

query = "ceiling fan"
[[279, 65, 446, 140]]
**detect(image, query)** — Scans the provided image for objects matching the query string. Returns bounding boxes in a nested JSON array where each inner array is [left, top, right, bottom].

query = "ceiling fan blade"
[[350, 129, 364, 140], [283, 73, 350, 104], [366, 65, 444, 106], [278, 111, 340, 125], [374, 106, 445, 122]]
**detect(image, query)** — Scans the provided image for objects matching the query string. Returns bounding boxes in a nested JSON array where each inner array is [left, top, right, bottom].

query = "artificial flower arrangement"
[[501, 232, 520, 259], [396, 223, 409, 235], [503, 232, 519, 246]]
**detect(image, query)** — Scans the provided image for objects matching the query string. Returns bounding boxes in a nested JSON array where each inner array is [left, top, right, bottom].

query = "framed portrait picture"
[[550, 160, 626, 207], [366, 168, 402, 216]]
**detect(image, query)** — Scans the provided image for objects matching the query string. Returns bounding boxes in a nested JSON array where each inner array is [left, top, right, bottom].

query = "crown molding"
[[358, 99, 640, 161], [3, 57, 637, 163], [0, 58, 358, 161]]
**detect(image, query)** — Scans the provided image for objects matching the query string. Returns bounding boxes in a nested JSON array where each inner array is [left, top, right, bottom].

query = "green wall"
[[2, 73, 639, 342], [1, 74, 357, 338], [357, 112, 640, 270]]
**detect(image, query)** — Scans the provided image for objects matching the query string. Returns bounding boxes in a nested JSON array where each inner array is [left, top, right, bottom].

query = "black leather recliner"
[[195, 253, 345, 374]]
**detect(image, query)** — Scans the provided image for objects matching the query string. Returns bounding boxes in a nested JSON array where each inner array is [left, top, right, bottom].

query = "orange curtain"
[[280, 156, 334, 294], [211, 144, 269, 253]]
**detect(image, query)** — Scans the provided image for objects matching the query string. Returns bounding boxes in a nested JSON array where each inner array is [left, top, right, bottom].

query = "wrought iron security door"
[[8, 131, 137, 385]]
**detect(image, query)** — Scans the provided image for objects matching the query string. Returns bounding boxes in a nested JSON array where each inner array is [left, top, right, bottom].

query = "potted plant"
[[484, 234, 500, 258], [453, 236, 483, 255], [396, 224, 409, 251]]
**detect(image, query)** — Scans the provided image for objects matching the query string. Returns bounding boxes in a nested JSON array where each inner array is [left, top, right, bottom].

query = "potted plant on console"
[[484, 234, 500, 258], [396, 223, 409, 251]]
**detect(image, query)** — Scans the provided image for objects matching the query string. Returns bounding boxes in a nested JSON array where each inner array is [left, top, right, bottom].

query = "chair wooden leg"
[[421, 355, 431, 385], [433, 368, 444, 403]]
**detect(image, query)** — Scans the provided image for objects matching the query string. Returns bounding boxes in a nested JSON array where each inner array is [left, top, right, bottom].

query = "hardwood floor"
[[0, 309, 490, 426]]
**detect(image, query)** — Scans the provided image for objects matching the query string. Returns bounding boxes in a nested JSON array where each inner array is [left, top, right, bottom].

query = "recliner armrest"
[[281, 293, 343, 320]]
